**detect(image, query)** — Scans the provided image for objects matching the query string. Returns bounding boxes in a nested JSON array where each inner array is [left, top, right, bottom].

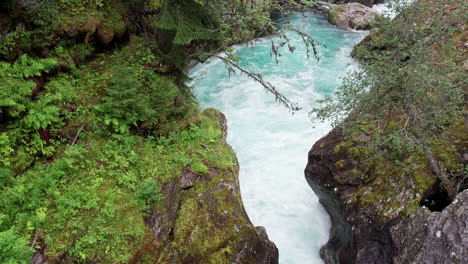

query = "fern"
[[0, 228, 34, 264], [0, 55, 57, 117], [96, 67, 179, 134], [20, 98, 62, 130]]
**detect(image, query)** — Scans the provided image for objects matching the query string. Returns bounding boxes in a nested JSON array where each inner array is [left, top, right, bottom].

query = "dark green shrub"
[[135, 178, 161, 210], [0, 228, 34, 264], [96, 67, 179, 134]]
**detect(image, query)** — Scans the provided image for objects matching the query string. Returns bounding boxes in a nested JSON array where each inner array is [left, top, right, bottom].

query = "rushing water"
[[189, 13, 367, 264]]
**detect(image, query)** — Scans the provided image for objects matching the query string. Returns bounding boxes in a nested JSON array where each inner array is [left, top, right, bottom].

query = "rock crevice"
[[305, 128, 468, 264]]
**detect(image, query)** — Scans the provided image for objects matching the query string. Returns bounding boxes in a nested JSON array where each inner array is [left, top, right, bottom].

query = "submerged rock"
[[328, 3, 378, 30]]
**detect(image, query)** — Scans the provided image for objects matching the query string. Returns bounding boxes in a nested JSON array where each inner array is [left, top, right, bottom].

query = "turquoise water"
[[189, 13, 367, 264]]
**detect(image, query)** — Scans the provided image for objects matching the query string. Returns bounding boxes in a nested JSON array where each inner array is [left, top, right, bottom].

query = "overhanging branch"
[[213, 54, 302, 113]]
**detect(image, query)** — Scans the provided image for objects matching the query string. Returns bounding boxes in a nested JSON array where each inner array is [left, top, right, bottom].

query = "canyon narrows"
[[189, 12, 367, 264]]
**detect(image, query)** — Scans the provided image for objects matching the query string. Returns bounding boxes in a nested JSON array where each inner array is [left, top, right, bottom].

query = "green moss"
[[357, 119, 377, 136], [335, 160, 345, 169], [404, 199, 421, 215], [191, 161, 209, 175], [328, 5, 340, 25], [170, 169, 242, 262], [334, 141, 353, 154], [347, 146, 366, 160]]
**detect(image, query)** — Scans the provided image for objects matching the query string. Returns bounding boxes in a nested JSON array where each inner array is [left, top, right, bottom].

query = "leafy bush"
[[135, 178, 161, 210], [0, 55, 57, 117], [0, 228, 34, 264]]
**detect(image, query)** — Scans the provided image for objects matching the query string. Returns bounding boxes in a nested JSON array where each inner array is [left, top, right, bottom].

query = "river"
[[189, 12, 367, 264]]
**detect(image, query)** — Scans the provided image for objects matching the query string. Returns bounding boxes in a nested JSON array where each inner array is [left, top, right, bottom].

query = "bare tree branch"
[[213, 54, 302, 112]]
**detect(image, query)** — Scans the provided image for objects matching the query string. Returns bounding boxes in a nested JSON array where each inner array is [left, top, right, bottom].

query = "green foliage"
[[0, 54, 83, 167], [312, 0, 466, 156], [95, 66, 179, 134], [156, 0, 219, 45], [196, 0, 273, 44], [135, 178, 161, 210], [0, 1, 60, 59], [0, 108, 232, 262], [58, 0, 104, 8], [0, 140, 148, 263], [0, 228, 34, 264], [21, 99, 62, 130], [0, 0, 265, 261], [0, 55, 57, 117]]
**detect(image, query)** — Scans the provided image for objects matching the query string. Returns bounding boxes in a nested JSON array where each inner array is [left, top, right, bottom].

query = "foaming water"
[[189, 13, 366, 264], [373, 0, 416, 19]]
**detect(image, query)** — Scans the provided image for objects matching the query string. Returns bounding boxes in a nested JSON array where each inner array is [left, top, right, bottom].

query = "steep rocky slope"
[[305, 0, 467, 263], [0, 1, 279, 263], [141, 109, 278, 264]]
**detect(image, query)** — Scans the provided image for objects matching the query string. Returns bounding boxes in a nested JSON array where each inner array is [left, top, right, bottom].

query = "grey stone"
[[325, 0, 385, 8], [391, 190, 468, 264], [328, 3, 379, 30], [305, 127, 467, 264]]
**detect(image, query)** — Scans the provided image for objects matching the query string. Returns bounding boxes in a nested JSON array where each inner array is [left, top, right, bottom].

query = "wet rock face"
[[327, 3, 379, 30], [305, 128, 395, 264], [142, 109, 278, 264], [391, 190, 468, 264], [305, 128, 468, 264]]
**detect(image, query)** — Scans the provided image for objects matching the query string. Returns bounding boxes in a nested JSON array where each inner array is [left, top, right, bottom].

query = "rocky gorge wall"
[[305, 128, 467, 264], [306, 129, 468, 264], [304, 0, 468, 263], [140, 109, 279, 264]]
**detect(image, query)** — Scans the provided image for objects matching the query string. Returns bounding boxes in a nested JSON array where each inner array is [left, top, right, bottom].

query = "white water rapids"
[[188, 11, 373, 264]]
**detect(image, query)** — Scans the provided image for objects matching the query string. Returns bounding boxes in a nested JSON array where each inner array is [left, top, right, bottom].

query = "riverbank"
[[0, 1, 281, 262], [305, 0, 467, 263], [190, 12, 367, 263]]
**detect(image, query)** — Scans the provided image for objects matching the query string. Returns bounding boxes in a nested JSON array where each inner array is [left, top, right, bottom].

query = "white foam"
[[373, 0, 416, 19], [189, 13, 366, 264]]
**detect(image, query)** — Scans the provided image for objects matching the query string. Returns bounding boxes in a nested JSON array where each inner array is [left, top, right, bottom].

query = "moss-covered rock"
[[140, 109, 278, 263], [307, 0, 468, 263]]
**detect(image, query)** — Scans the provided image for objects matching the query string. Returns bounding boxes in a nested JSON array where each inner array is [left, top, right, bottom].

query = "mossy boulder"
[[139, 109, 278, 263], [306, 127, 433, 263], [307, 1, 467, 262], [327, 3, 378, 30]]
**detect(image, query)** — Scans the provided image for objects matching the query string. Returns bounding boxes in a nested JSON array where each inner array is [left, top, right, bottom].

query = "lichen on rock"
[[141, 108, 278, 263], [327, 3, 378, 30], [391, 190, 468, 264]]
